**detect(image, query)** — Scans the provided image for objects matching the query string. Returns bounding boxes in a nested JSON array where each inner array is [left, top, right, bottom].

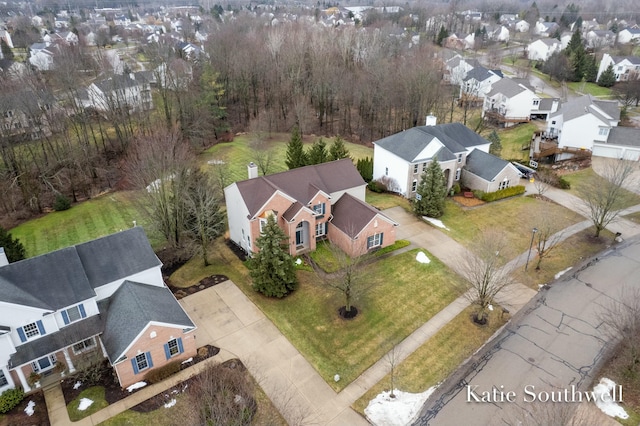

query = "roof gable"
[[465, 149, 513, 181], [330, 193, 396, 238]]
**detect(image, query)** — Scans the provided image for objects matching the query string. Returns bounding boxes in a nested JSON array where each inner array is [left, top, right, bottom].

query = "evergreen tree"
[[436, 25, 449, 46], [584, 56, 598, 83], [414, 157, 447, 218], [488, 131, 502, 157], [0, 40, 13, 61], [598, 64, 617, 87], [329, 136, 350, 161], [285, 126, 307, 169], [356, 157, 373, 182], [565, 28, 583, 55], [307, 138, 328, 165], [0, 226, 26, 262], [248, 215, 298, 298]]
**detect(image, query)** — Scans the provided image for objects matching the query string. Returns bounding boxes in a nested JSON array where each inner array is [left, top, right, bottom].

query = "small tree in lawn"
[[249, 215, 298, 298], [414, 157, 447, 218], [285, 125, 307, 169], [329, 136, 350, 161], [598, 64, 616, 88], [532, 208, 564, 270], [0, 226, 26, 262], [488, 130, 502, 157]]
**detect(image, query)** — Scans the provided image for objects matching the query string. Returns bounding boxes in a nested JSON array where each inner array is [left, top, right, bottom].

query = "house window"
[[551, 120, 556, 125], [0, 371, 7, 387], [457, 153, 463, 163], [599, 128, 609, 136], [62, 304, 86, 325], [259, 218, 267, 233], [315, 222, 326, 237], [72, 338, 96, 354], [411, 180, 417, 192], [31, 354, 56, 373], [22, 322, 41, 339], [499, 179, 510, 190], [422, 162, 427, 172], [133, 352, 152, 373], [313, 203, 325, 216], [385, 167, 388, 176], [164, 338, 183, 359], [413, 164, 419, 173], [533, 99, 539, 106], [367, 233, 383, 249], [455, 168, 461, 180]]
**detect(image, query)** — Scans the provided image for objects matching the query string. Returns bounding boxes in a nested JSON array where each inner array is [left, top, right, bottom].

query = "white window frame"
[[65, 306, 82, 323], [411, 180, 417, 192], [23, 322, 40, 339], [31, 354, 57, 373], [313, 203, 325, 216], [457, 153, 463, 163], [167, 338, 180, 357], [533, 99, 539, 106], [72, 337, 96, 355], [259, 218, 267, 233], [0, 370, 7, 387], [413, 164, 419, 173], [499, 179, 510, 190], [315, 222, 326, 237], [367, 233, 382, 249], [135, 353, 150, 372], [598, 128, 609, 136], [455, 168, 461, 181]]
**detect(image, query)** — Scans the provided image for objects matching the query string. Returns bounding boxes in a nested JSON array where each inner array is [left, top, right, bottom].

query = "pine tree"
[[488, 131, 502, 157], [436, 25, 449, 46], [307, 138, 328, 165], [356, 157, 373, 182], [248, 215, 298, 298], [414, 157, 447, 218], [0, 226, 26, 262], [329, 136, 350, 161], [598, 64, 616, 87], [285, 126, 307, 169]]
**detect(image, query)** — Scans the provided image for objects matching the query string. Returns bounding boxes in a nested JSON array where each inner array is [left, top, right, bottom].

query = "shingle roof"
[[606, 127, 640, 147], [234, 159, 365, 218], [463, 66, 495, 82], [551, 95, 620, 123], [374, 123, 491, 163], [330, 193, 395, 238], [100, 281, 195, 363], [94, 74, 141, 93], [486, 77, 530, 98], [464, 149, 512, 181]]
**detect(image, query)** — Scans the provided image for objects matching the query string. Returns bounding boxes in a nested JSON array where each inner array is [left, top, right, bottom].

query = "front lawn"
[[353, 305, 508, 414], [365, 189, 412, 211], [441, 196, 584, 257], [8, 191, 157, 257], [561, 168, 640, 210], [67, 386, 109, 421], [310, 239, 411, 273], [490, 122, 538, 162], [567, 81, 614, 98]]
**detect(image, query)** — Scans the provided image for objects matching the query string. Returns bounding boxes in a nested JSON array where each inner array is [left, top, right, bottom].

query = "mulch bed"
[[452, 194, 485, 207], [59, 345, 220, 410], [169, 275, 229, 300], [0, 390, 49, 426]]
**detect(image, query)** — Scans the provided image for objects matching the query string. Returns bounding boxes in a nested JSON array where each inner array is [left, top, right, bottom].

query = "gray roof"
[[374, 123, 490, 163], [464, 149, 512, 181], [463, 66, 495, 83], [538, 98, 559, 111], [551, 95, 620, 123], [606, 127, 640, 147], [75, 226, 161, 289], [0, 247, 95, 310], [611, 55, 640, 65], [94, 74, 141, 93], [234, 159, 365, 218], [486, 77, 530, 98], [101, 281, 195, 362], [8, 315, 103, 367]]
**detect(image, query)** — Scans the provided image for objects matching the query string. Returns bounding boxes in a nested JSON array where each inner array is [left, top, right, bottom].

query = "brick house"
[[224, 159, 397, 258], [0, 228, 196, 392]]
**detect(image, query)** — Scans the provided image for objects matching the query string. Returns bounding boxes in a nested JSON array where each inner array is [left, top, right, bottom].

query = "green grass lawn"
[[353, 305, 508, 414], [8, 191, 159, 258], [365, 189, 412, 211], [67, 386, 109, 421], [202, 133, 373, 183], [561, 168, 640, 210], [441, 196, 584, 258], [492, 122, 538, 162], [567, 81, 614, 98]]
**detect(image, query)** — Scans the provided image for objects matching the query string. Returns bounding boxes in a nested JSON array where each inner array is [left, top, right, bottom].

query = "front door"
[[296, 223, 304, 246]]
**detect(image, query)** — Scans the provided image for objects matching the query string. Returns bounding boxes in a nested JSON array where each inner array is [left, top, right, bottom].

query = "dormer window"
[[62, 304, 87, 325], [313, 203, 326, 217], [17, 320, 46, 342]]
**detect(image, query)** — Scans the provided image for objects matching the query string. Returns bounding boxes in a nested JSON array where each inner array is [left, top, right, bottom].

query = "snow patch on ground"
[[295, 258, 302, 265], [73, 381, 82, 390], [423, 217, 449, 230], [181, 357, 193, 364], [365, 387, 438, 426], [594, 378, 628, 419], [416, 252, 430, 264], [126, 381, 147, 392], [78, 398, 94, 411], [554, 267, 572, 280], [24, 401, 35, 416], [488, 304, 494, 311], [164, 399, 177, 408]]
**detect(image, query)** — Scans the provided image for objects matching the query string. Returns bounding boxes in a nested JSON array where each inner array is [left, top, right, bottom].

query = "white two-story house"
[[482, 78, 539, 127]]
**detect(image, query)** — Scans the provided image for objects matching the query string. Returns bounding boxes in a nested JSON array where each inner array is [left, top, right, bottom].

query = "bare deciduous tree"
[[460, 231, 514, 324], [533, 211, 565, 270], [577, 159, 638, 237]]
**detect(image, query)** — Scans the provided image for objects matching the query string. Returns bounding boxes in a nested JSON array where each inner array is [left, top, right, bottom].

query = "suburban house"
[[459, 66, 502, 103], [443, 55, 480, 85], [591, 126, 640, 161], [534, 21, 559, 37], [617, 28, 640, 44], [81, 73, 153, 113], [372, 118, 519, 196], [597, 54, 640, 82], [585, 30, 615, 49], [482, 77, 539, 126], [224, 159, 397, 258], [515, 20, 530, 33], [0, 89, 58, 141], [542, 95, 620, 161], [463, 149, 522, 193], [527, 38, 562, 61], [0, 228, 196, 393]]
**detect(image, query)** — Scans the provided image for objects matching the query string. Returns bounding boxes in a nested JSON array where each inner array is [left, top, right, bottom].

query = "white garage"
[[592, 127, 640, 161]]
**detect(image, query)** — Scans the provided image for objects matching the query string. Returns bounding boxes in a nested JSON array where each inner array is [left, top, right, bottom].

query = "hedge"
[[473, 185, 526, 202], [0, 388, 24, 414], [144, 360, 182, 384]]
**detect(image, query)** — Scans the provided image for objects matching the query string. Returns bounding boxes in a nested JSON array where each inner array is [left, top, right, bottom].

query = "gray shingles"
[[464, 149, 511, 181], [486, 77, 529, 98], [100, 281, 195, 363], [606, 127, 640, 147]]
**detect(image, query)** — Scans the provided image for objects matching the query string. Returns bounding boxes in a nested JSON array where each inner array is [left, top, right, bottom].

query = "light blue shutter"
[[17, 327, 26, 342], [131, 358, 139, 374], [36, 320, 46, 335], [164, 343, 171, 360], [177, 338, 184, 354], [79, 304, 86, 318], [62, 311, 70, 325], [380, 233, 384, 246], [146, 352, 153, 368]]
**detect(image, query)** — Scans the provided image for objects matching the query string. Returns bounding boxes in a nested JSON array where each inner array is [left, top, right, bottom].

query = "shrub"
[[477, 185, 526, 202], [0, 388, 25, 414], [144, 360, 182, 384], [53, 194, 72, 211], [367, 180, 385, 193], [452, 183, 461, 195], [558, 177, 571, 189]]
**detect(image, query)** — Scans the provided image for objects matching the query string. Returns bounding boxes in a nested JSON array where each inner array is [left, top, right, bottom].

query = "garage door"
[[593, 144, 622, 159], [622, 148, 640, 161]]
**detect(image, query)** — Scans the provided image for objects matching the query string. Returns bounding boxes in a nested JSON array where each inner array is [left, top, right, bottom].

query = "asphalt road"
[[414, 235, 640, 425]]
